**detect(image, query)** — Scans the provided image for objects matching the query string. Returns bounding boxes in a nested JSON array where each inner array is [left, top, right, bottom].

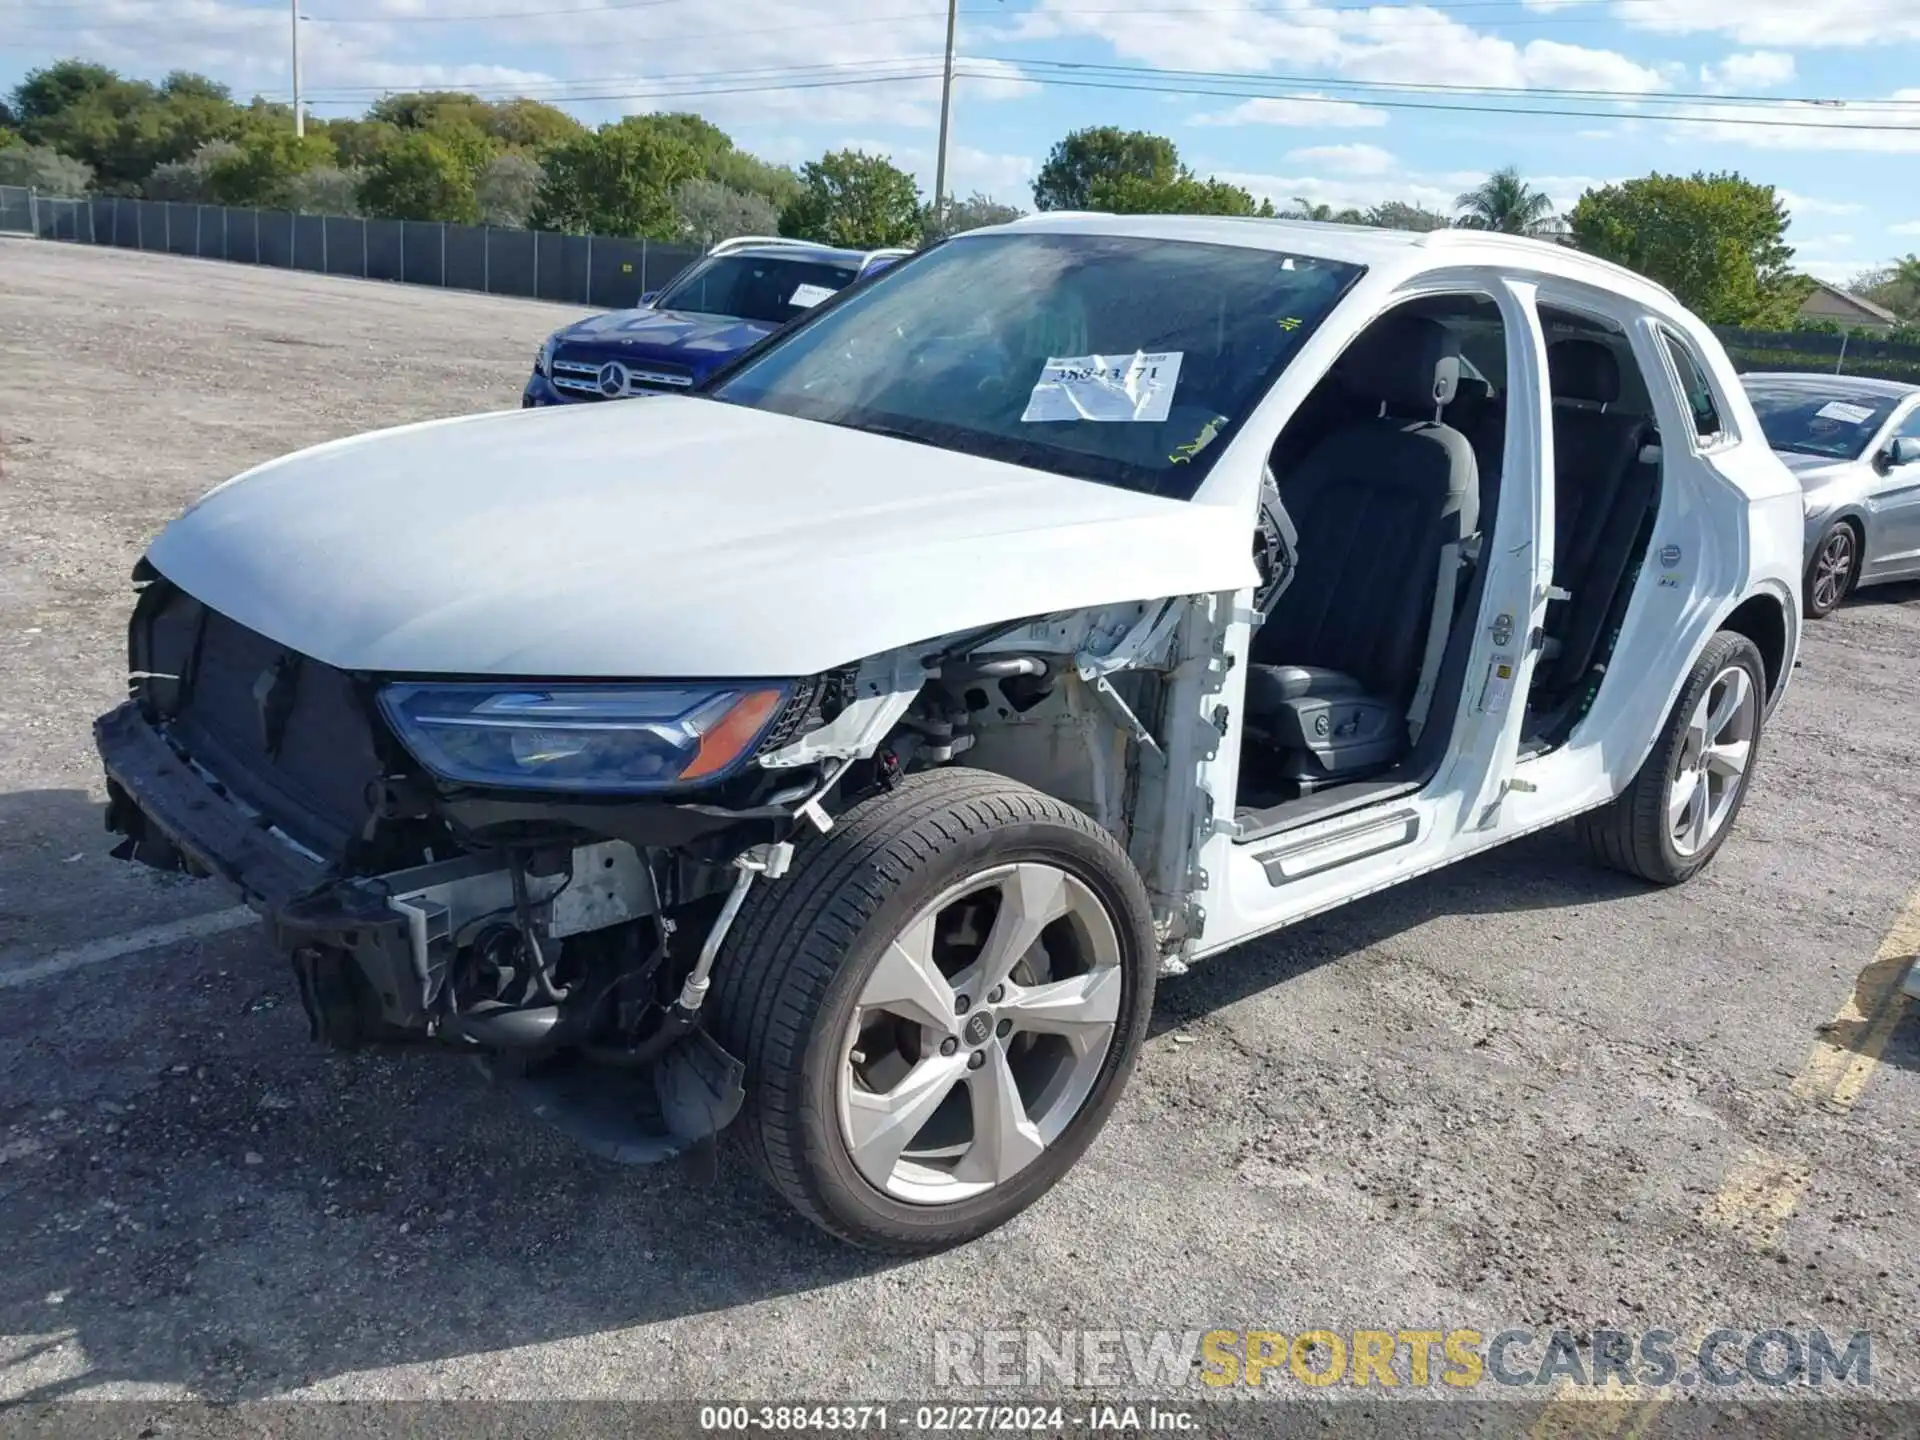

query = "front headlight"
[[533, 336, 557, 376], [378, 683, 788, 793]]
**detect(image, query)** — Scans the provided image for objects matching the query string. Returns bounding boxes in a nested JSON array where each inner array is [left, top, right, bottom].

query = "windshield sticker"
[[1816, 400, 1876, 425], [1171, 414, 1229, 464], [1021, 351, 1185, 424], [788, 282, 837, 309]]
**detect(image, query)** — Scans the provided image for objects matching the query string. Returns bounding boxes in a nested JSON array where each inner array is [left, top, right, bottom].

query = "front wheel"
[[1578, 630, 1767, 885], [1804, 519, 1859, 619], [710, 768, 1158, 1252]]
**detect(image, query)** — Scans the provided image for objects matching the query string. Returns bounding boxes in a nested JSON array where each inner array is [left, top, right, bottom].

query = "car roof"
[[1740, 371, 1919, 398], [976, 211, 1685, 314], [713, 242, 868, 265]]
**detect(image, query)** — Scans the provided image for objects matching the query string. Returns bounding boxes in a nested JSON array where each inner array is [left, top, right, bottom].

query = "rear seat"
[[1534, 338, 1661, 703]]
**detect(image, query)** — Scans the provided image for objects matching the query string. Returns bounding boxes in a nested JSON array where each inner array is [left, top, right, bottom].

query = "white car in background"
[[94, 215, 1802, 1251], [1741, 372, 1920, 618]]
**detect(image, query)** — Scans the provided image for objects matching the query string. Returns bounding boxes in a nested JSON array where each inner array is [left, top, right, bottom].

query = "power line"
[[290, 56, 945, 99], [286, 67, 946, 108], [958, 66, 1920, 132], [990, 55, 1920, 111]]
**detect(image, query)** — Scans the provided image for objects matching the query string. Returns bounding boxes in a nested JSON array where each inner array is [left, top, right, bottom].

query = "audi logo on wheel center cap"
[[596, 362, 626, 397], [963, 1011, 993, 1047]]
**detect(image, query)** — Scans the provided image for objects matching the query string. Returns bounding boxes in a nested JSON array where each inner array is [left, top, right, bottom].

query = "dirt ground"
[[2, 238, 1919, 1430]]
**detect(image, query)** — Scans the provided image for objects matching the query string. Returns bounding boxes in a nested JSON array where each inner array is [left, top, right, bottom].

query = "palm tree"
[[1454, 166, 1561, 238]]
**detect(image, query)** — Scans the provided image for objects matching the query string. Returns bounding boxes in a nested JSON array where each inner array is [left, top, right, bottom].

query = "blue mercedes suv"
[[522, 237, 909, 406]]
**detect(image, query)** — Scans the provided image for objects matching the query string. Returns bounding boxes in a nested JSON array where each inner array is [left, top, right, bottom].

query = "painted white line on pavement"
[[0, 907, 259, 991]]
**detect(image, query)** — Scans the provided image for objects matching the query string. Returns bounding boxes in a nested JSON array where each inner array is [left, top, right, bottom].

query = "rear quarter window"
[[1659, 330, 1728, 445]]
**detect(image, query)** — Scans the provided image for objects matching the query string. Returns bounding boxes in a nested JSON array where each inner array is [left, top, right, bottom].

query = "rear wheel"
[[1804, 519, 1859, 619], [1578, 630, 1766, 885], [710, 768, 1157, 1252]]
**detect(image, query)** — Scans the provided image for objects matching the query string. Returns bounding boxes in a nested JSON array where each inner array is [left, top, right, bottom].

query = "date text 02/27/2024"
[[696, 1405, 1198, 1433]]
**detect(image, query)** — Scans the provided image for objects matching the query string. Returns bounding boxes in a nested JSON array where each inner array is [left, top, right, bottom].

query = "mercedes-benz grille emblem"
[[596, 362, 627, 398]]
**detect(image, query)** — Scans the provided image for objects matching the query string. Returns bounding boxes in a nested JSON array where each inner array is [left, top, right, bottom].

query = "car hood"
[[147, 399, 1256, 678], [555, 306, 776, 359], [1775, 450, 1860, 488]]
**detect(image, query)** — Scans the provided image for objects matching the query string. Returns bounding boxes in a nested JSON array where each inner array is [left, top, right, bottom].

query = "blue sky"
[[5, 0, 1919, 284]]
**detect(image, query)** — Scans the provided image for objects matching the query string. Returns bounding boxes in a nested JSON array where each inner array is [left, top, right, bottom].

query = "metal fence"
[[0, 184, 704, 310]]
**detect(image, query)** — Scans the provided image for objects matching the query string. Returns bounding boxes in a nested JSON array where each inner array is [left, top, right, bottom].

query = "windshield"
[[708, 231, 1362, 498], [654, 254, 860, 325], [1745, 383, 1901, 460]]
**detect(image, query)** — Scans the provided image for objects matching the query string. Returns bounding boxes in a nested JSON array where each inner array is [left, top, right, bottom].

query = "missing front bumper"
[[94, 700, 747, 1166]]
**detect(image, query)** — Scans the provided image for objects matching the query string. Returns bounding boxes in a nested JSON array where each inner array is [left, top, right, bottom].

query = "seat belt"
[[1408, 537, 1468, 742]]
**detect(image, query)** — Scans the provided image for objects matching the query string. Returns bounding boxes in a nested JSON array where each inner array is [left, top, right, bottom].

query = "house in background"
[[1797, 279, 1902, 333]]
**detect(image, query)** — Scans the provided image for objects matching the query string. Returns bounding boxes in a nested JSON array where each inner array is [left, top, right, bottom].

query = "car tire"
[[1578, 630, 1767, 886], [710, 767, 1157, 1252], [1803, 519, 1860, 620]]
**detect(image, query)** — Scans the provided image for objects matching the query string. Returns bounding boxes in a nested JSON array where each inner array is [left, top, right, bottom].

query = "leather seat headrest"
[[1547, 338, 1621, 406], [1336, 315, 1461, 412]]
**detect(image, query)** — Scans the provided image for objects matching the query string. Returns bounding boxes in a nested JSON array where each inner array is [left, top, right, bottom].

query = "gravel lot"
[[3, 238, 1919, 1422]]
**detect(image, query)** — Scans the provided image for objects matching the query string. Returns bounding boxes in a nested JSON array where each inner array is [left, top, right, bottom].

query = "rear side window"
[[1660, 331, 1725, 443]]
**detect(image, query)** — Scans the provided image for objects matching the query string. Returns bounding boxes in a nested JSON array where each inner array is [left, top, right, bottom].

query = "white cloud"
[[1282, 143, 1399, 175], [1621, 0, 1920, 48], [1778, 190, 1865, 218], [1699, 51, 1797, 91], [10, 0, 1021, 131], [1890, 221, 1920, 236], [1665, 95, 1920, 153], [1018, 0, 1664, 95], [839, 138, 1034, 204], [1801, 258, 1882, 284], [1796, 233, 1857, 251], [1190, 95, 1392, 129], [1203, 162, 1612, 222]]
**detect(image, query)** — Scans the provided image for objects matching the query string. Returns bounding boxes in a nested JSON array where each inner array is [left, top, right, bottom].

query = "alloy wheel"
[[837, 862, 1123, 1205], [1811, 526, 1856, 613], [1668, 664, 1758, 858]]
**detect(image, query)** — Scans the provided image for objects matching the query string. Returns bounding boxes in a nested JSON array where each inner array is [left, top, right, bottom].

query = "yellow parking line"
[[1788, 885, 1920, 1111], [1697, 1145, 1811, 1250]]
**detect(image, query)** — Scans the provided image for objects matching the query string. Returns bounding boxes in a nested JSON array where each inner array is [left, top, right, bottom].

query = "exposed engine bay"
[[98, 565, 1223, 1165]]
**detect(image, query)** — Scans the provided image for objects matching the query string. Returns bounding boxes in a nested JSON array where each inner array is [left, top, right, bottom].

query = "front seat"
[[1247, 315, 1480, 792]]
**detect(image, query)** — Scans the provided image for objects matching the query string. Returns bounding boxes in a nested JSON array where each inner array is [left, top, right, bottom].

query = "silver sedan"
[[1742, 372, 1920, 618]]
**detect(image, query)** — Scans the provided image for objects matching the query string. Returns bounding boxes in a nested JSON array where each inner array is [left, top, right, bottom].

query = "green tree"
[[205, 126, 334, 207], [1850, 257, 1920, 323], [11, 62, 244, 192], [12, 60, 124, 128], [357, 131, 480, 222], [780, 148, 921, 248], [476, 151, 546, 227], [1364, 200, 1450, 232], [320, 117, 402, 169], [143, 138, 240, 200], [0, 142, 92, 193], [1455, 166, 1560, 236], [1569, 171, 1811, 326], [1033, 126, 1179, 211], [476, 97, 584, 150], [1091, 172, 1273, 217], [287, 165, 363, 216], [528, 118, 702, 236], [708, 148, 800, 211], [673, 176, 780, 247], [923, 191, 1022, 239]]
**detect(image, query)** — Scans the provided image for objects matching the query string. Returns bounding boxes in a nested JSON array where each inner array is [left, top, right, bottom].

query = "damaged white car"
[[96, 215, 1804, 1251]]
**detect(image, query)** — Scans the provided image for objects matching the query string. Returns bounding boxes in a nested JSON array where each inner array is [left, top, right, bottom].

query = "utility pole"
[[931, 0, 958, 227], [291, 0, 303, 137]]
